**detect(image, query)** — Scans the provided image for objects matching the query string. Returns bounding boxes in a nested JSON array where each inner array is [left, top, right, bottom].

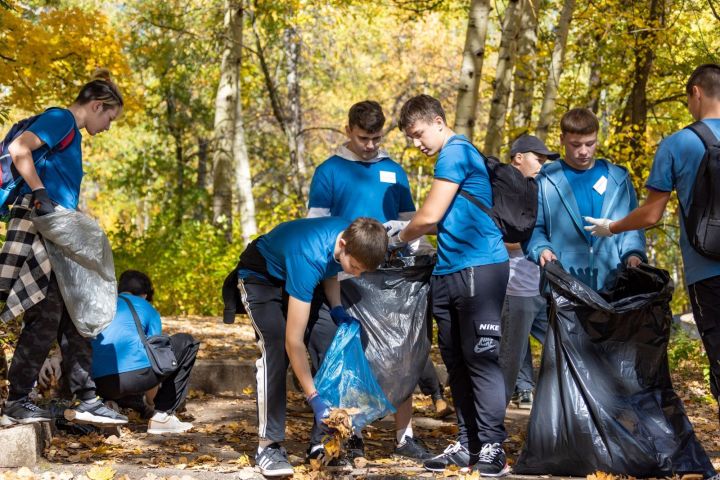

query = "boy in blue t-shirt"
[[586, 64, 720, 424], [235, 216, 387, 477], [392, 95, 510, 476]]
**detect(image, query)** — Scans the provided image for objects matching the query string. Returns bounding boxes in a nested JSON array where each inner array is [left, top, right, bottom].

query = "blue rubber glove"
[[307, 392, 331, 424], [329, 306, 355, 326]]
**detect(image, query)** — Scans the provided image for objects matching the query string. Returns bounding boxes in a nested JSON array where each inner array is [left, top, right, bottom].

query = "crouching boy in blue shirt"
[[236, 216, 387, 477]]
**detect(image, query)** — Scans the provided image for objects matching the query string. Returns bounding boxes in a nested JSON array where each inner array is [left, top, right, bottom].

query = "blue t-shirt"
[[561, 160, 608, 243], [23, 108, 84, 209], [308, 156, 415, 222], [646, 119, 720, 285], [433, 135, 508, 275], [252, 217, 346, 302], [91, 294, 162, 378]]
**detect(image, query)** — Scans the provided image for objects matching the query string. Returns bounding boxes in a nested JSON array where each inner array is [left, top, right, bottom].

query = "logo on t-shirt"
[[379, 171, 396, 184]]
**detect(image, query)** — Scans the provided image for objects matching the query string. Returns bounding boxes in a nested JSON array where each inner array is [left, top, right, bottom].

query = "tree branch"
[[708, 0, 720, 21]]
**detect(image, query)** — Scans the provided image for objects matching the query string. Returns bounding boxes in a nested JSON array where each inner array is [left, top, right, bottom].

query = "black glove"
[[32, 188, 55, 216]]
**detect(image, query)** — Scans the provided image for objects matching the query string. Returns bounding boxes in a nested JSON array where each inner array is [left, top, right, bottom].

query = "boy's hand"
[[329, 306, 356, 326], [38, 355, 62, 389], [307, 392, 331, 424], [539, 249, 557, 267], [31, 188, 54, 216], [383, 220, 409, 237]]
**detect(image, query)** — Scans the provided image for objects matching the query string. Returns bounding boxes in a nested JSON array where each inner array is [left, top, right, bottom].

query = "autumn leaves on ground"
[[1, 316, 717, 480]]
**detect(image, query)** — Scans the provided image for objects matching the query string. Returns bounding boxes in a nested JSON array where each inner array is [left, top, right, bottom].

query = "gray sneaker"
[[255, 443, 293, 477], [4, 398, 52, 423], [64, 397, 128, 425]]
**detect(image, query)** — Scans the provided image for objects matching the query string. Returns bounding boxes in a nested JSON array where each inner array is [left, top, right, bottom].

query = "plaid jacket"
[[0, 196, 51, 322]]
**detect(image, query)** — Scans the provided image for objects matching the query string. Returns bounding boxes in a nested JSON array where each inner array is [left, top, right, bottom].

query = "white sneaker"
[[147, 411, 193, 434]]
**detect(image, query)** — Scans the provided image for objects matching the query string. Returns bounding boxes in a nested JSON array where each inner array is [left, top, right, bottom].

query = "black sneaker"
[[3, 398, 52, 423], [346, 435, 365, 460], [395, 435, 433, 461], [64, 397, 128, 425], [255, 443, 293, 477], [517, 390, 533, 410], [510, 391, 520, 408], [474, 442, 510, 477], [306, 446, 352, 470], [423, 441, 477, 472]]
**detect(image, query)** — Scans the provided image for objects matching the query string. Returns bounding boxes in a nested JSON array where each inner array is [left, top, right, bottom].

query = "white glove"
[[38, 354, 62, 389], [383, 220, 409, 237], [584, 217, 614, 237]]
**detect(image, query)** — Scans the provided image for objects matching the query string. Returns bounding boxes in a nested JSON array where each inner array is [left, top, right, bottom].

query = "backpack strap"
[[686, 121, 719, 148], [120, 295, 151, 346], [459, 190, 493, 217]]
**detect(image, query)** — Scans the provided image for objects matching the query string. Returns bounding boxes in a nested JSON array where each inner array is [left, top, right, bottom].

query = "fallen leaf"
[[85, 466, 115, 480]]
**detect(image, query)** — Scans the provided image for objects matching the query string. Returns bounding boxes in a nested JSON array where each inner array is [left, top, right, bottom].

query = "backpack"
[[452, 137, 539, 243], [680, 121, 720, 260], [0, 108, 76, 209]]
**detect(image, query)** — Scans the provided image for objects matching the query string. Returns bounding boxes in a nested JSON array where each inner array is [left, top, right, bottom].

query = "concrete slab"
[[0, 421, 52, 468]]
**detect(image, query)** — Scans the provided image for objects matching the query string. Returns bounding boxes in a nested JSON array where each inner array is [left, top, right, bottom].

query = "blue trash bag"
[[314, 320, 395, 429]]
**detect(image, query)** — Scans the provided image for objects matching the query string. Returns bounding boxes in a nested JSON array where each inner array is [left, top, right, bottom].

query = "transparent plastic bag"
[[314, 320, 395, 429]]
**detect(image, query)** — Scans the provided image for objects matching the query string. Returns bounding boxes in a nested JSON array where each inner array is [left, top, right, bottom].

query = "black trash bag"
[[515, 261, 716, 478], [341, 254, 434, 408]]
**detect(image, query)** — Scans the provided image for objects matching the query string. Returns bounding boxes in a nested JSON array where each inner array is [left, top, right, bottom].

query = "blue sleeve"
[[646, 139, 674, 192], [434, 143, 468, 184], [26, 109, 75, 149], [308, 164, 333, 209], [284, 254, 323, 303], [618, 179, 647, 262], [144, 306, 163, 337], [526, 176, 554, 264], [396, 168, 416, 213]]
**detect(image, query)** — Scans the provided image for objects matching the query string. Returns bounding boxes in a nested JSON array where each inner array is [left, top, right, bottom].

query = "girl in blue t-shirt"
[[2, 69, 126, 426]]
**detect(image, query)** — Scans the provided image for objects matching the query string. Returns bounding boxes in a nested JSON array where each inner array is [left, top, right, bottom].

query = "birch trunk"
[[535, 0, 576, 141], [509, 0, 540, 133], [453, 0, 492, 140], [484, 0, 521, 157], [212, 0, 243, 242], [234, 61, 257, 244], [284, 26, 307, 200]]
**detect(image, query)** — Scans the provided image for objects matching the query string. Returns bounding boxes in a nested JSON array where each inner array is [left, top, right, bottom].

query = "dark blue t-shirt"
[[252, 217, 347, 302], [91, 294, 161, 378], [24, 108, 83, 209]]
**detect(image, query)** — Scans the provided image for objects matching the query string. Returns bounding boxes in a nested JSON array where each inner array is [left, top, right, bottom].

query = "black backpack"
[[681, 121, 720, 260], [452, 137, 539, 243]]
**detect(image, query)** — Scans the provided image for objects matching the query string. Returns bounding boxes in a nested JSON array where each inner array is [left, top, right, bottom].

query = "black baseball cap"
[[510, 134, 560, 159]]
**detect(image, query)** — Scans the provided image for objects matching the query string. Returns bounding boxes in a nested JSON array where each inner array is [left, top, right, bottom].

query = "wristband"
[[306, 391, 318, 402]]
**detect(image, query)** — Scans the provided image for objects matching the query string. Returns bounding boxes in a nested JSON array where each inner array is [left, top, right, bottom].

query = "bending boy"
[[236, 216, 387, 477]]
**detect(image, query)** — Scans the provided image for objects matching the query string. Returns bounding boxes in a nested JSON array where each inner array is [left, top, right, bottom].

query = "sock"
[[258, 439, 273, 454], [396, 425, 413, 445], [81, 396, 99, 405]]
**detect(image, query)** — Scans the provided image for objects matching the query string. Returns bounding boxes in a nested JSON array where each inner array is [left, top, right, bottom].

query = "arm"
[[285, 296, 315, 396], [400, 179, 459, 242], [8, 131, 45, 190], [323, 277, 341, 308], [617, 181, 649, 265], [610, 189, 671, 234]]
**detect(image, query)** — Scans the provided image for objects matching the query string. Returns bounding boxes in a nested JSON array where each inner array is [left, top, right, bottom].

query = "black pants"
[[431, 262, 509, 451], [8, 274, 96, 401], [94, 333, 199, 413], [238, 276, 332, 443], [688, 275, 720, 402], [417, 302, 444, 400]]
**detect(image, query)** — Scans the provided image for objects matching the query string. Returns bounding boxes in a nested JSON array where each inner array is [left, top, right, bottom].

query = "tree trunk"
[[284, 26, 307, 200], [453, 0, 492, 140], [535, 0, 575, 142], [212, 0, 244, 242], [484, 0, 521, 157], [233, 47, 257, 245], [586, 33, 603, 113], [509, 0, 540, 134], [612, 0, 664, 178], [166, 93, 185, 226]]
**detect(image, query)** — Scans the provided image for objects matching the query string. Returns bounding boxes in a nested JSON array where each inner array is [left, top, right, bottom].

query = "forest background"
[[1, 0, 719, 316]]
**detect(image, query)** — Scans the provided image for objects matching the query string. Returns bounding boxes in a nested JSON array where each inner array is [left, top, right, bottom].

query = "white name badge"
[[379, 171, 396, 184], [593, 175, 608, 195]]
